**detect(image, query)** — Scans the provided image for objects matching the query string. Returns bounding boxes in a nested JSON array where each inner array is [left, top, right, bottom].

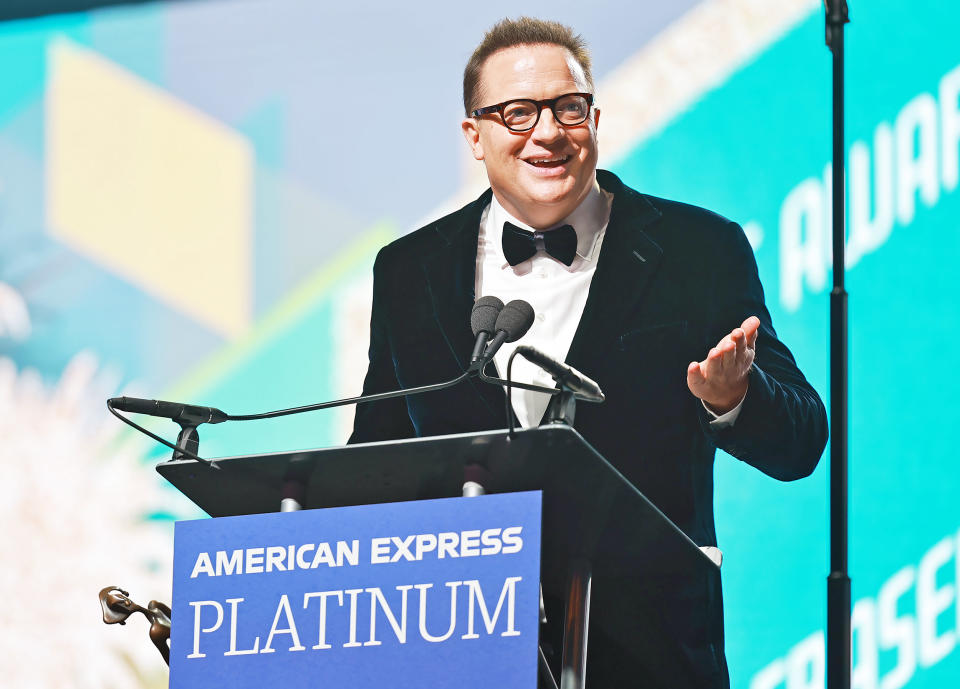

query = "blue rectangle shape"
[[170, 491, 542, 689]]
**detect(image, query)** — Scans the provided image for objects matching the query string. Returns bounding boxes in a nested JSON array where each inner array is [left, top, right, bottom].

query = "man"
[[350, 17, 827, 688]]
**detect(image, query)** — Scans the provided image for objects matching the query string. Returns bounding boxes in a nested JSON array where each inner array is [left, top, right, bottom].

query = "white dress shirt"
[[475, 182, 744, 428]]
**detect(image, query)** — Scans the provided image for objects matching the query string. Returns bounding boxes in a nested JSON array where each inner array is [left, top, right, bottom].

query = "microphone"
[[108, 397, 229, 424], [481, 299, 535, 364], [514, 346, 605, 402], [107, 298, 550, 464], [469, 296, 504, 367]]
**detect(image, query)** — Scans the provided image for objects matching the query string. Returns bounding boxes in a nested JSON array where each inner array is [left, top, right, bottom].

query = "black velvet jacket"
[[350, 170, 827, 687]]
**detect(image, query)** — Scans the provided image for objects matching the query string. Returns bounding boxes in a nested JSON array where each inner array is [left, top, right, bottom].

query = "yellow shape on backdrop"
[[45, 39, 253, 338]]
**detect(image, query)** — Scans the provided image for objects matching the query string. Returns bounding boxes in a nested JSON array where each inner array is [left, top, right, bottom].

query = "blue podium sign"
[[169, 491, 542, 689]]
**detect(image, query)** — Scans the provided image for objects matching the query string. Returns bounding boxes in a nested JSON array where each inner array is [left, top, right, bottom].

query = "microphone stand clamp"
[[542, 389, 577, 427], [171, 408, 219, 461]]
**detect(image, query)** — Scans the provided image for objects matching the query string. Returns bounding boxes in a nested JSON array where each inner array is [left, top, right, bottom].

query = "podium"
[[158, 425, 719, 688]]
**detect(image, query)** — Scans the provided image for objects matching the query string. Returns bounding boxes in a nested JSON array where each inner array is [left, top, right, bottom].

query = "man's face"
[[462, 44, 600, 229]]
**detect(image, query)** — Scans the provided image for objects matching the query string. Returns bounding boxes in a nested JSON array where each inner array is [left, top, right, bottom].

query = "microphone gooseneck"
[[108, 295, 555, 464]]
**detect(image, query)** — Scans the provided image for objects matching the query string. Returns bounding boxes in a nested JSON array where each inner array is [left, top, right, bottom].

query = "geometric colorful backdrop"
[[1, 1, 957, 687]]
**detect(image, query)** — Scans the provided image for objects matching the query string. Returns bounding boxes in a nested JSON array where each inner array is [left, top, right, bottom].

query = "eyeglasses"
[[471, 92, 594, 132]]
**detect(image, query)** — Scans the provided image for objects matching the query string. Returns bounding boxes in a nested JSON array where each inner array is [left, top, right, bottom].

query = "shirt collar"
[[486, 180, 612, 264]]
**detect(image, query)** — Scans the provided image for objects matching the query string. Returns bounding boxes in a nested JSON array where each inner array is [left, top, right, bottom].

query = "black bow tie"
[[501, 221, 578, 267]]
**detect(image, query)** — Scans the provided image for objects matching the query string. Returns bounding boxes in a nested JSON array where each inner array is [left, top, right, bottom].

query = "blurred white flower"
[[0, 352, 188, 689], [0, 282, 30, 341]]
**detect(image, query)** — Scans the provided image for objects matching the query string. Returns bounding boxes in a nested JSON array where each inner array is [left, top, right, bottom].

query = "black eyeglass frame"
[[471, 92, 595, 132]]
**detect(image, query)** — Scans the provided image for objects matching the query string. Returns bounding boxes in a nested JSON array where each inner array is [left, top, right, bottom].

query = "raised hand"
[[687, 316, 760, 415]]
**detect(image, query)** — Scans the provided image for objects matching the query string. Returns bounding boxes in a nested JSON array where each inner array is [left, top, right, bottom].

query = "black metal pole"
[[824, 2, 850, 689]]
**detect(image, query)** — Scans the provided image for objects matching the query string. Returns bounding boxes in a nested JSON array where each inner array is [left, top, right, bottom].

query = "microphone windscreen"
[[495, 299, 535, 342], [471, 296, 504, 336]]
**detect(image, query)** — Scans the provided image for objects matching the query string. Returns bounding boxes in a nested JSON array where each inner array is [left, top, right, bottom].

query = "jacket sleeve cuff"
[[701, 391, 747, 428]]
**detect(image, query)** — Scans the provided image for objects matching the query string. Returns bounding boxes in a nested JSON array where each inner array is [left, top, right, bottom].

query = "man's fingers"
[[732, 328, 746, 359], [687, 360, 708, 394], [691, 319, 759, 401], [719, 340, 737, 370], [706, 347, 724, 374], [741, 316, 761, 348], [711, 325, 751, 372]]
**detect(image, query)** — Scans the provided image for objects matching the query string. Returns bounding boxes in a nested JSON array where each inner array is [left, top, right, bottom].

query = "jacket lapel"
[[420, 189, 507, 422], [566, 172, 665, 373], [417, 171, 665, 424]]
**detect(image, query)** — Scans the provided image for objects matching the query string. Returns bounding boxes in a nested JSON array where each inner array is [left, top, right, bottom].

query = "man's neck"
[[491, 180, 603, 232]]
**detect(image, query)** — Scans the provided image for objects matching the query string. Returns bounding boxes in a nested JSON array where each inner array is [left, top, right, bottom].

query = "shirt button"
[[536, 313, 546, 322]]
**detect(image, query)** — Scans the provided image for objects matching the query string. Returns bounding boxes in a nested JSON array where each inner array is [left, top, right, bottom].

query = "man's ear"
[[593, 107, 601, 130], [461, 118, 484, 161]]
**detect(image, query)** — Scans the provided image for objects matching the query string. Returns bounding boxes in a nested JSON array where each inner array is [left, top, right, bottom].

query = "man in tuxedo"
[[350, 17, 827, 688]]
